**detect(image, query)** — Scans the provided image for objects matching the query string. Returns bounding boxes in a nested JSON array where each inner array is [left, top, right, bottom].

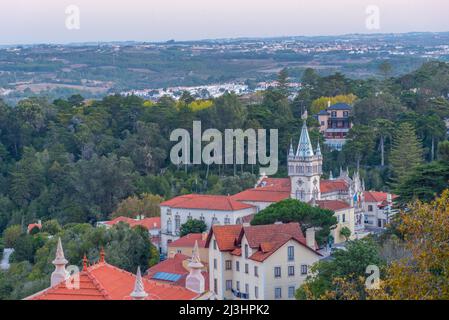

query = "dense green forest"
[[1, 61, 449, 299]]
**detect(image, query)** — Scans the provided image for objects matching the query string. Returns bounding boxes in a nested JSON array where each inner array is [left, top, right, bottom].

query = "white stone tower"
[[51, 237, 69, 287], [288, 121, 323, 202]]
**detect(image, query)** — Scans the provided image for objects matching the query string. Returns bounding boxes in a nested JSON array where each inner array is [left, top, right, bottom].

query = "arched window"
[[175, 214, 181, 233], [224, 216, 231, 225], [167, 218, 172, 233], [200, 214, 205, 222], [212, 216, 219, 225]]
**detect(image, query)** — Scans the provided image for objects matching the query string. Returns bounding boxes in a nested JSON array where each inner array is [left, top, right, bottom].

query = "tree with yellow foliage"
[[370, 190, 449, 300], [311, 94, 357, 115]]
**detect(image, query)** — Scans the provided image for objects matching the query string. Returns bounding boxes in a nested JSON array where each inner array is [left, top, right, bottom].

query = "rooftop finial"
[[99, 247, 105, 263], [51, 237, 69, 287], [186, 240, 205, 294], [288, 139, 294, 157], [130, 266, 148, 300], [82, 254, 88, 271], [316, 141, 322, 157]]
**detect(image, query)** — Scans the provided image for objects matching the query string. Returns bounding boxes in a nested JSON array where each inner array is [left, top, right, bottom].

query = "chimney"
[[201, 232, 208, 241], [387, 193, 392, 204], [51, 237, 69, 287], [305, 228, 316, 250], [186, 241, 205, 294]]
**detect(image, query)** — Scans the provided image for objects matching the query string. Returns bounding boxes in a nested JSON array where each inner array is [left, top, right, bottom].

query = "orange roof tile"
[[315, 200, 351, 212], [105, 217, 161, 230], [364, 191, 398, 203], [168, 233, 207, 248], [27, 261, 199, 300], [160, 194, 254, 211], [320, 180, 349, 193], [206, 225, 242, 251]]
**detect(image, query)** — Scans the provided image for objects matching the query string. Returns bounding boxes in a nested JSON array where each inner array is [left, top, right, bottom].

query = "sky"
[[1, 0, 449, 45]]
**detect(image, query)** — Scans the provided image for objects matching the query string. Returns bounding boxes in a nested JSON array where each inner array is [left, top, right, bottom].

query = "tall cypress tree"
[[389, 122, 423, 189]]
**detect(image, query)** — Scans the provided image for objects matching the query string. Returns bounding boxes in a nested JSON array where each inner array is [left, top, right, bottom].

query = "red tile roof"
[[320, 180, 349, 193], [27, 261, 198, 300], [105, 216, 161, 230], [207, 223, 320, 262], [27, 223, 42, 233], [160, 194, 254, 211], [231, 188, 290, 202], [168, 233, 207, 248], [315, 200, 351, 212], [364, 191, 398, 203], [146, 254, 209, 291]]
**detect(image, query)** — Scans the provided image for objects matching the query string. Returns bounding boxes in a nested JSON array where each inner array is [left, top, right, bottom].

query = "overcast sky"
[[1, 0, 449, 44]]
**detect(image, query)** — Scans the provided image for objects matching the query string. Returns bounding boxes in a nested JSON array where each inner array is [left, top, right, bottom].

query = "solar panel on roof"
[[152, 272, 182, 282]]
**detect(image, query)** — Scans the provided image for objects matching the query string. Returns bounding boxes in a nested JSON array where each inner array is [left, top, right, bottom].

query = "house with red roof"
[[168, 232, 209, 263], [25, 238, 211, 300], [27, 220, 42, 234], [160, 194, 256, 255], [363, 191, 398, 229], [206, 222, 321, 300]]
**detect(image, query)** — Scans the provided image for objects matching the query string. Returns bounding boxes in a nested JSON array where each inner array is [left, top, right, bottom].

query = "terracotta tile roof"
[[315, 200, 351, 212], [27, 223, 42, 233], [320, 180, 349, 193], [364, 191, 398, 203], [231, 188, 290, 202], [146, 254, 209, 291], [27, 261, 198, 300], [206, 225, 242, 251], [105, 217, 161, 230], [168, 233, 207, 248], [160, 194, 254, 211], [207, 223, 321, 262]]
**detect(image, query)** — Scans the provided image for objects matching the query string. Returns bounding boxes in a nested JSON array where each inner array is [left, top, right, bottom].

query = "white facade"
[[208, 233, 321, 300]]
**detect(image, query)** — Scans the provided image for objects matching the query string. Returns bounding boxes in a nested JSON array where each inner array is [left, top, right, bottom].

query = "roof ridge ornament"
[[130, 266, 148, 300]]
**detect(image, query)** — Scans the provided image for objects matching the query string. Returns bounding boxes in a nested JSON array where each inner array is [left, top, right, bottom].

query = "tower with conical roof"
[[51, 237, 69, 287], [288, 121, 323, 202]]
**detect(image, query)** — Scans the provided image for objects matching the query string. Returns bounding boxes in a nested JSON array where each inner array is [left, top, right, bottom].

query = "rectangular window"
[[213, 240, 217, 250], [288, 266, 295, 276], [255, 286, 259, 299], [275, 287, 282, 299], [225, 260, 232, 270], [236, 261, 240, 272], [368, 205, 373, 212], [288, 286, 295, 298], [214, 279, 217, 294], [245, 284, 249, 295], [245, 263, 249, 274], [287, 246, 294, 261], [254, 266, 259, 277], [342, 214, 346, 223], [301, 265, 308, 275], [244, 244, 249, 259], [236, 281, 240, 291], [213, 258, 217, 269], [226, 280, 232, 291], [274, 266, 281, 278]]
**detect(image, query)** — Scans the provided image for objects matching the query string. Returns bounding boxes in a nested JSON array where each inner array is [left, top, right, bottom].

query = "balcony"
[[231, 289, 249, 299]]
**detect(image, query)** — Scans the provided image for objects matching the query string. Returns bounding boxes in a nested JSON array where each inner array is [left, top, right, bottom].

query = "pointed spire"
[[296, 121, 314, 157], [288, 139, 294, 157], [315, 141, 322, 157], [329, 171, 334, 180], [130, 266, 148, 300], [189, 240, 204, 269], [51, 237, 69, 287]]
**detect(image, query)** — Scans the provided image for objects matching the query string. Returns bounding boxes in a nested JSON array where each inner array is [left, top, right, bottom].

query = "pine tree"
[[389, 122, 423, 189]]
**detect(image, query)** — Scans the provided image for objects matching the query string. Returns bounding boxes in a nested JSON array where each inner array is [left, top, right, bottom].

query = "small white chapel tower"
[[288, 121, 323, 202], [185, 240, 205, 294]]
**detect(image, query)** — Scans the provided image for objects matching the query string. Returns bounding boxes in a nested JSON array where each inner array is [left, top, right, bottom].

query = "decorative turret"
[[329, 171, 334, 180], [288, 121, 322, 202], [288, 139, 294, 157], [185, 240, 205, 294], [51, 238, 69, 287], [130, 266, 148, 300]]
